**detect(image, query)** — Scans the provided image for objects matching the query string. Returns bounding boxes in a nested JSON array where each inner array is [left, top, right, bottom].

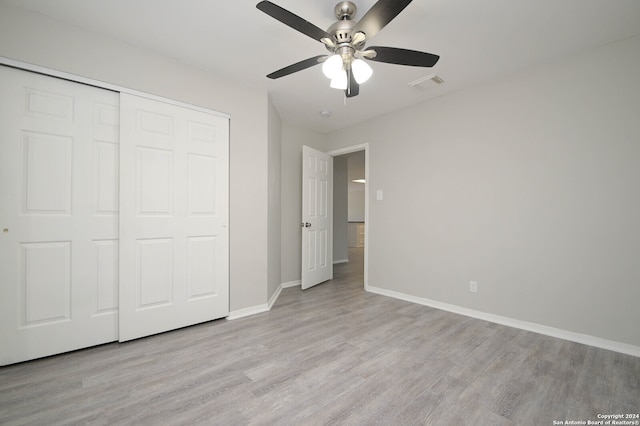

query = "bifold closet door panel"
[[0, 66, 119, 366], [118, 93, 229, 342]]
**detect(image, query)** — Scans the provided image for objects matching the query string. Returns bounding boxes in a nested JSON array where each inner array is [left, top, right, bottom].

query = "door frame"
[[327, 143, 369, 290]]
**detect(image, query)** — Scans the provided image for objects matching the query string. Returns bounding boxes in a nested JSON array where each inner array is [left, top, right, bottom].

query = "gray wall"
[[326, 35, 640, 347], [0, 3, 272, 312], [333, 155, 349, 263], [279, 124, 327, 285], [347, 151, 366, 222], [267, 96, 282, 301], [348, 191, 365, 222]]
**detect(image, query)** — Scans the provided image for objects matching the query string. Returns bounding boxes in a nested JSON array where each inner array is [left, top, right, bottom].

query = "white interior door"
[[301, 145, 333, 289], [0, 66, 120, 365], [119, 93, 229, 342]]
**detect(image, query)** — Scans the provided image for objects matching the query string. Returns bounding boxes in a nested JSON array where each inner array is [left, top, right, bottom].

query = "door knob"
[[300, 222, 311, 228]]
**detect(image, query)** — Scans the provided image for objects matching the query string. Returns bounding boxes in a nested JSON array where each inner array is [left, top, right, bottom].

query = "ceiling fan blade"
[[366, 46, 440, 67], [345, 69, 359, 98], [352, 0, 413, 40], [257, 1, 332, 43], [267, 55, 327, 79]]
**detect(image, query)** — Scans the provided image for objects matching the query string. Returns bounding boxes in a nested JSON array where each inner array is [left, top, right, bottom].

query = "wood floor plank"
[[1, 247, 638, 425]]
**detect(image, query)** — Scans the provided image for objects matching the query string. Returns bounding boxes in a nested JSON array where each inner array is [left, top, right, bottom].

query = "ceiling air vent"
[[408, 74, 444, 90]]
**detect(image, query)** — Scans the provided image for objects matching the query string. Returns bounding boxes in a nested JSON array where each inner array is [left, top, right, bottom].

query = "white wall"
[[0, 3, 271, 312], [280, 124, 327, 284], [326, 35, 640, 348], [267, 96, 282, 300]]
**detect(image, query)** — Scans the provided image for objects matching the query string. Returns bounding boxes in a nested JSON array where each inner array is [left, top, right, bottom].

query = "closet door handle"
[[300, 222, 311, 228]]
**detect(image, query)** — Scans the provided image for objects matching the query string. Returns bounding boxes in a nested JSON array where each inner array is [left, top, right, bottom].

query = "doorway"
[[329, 144, 369, 289]]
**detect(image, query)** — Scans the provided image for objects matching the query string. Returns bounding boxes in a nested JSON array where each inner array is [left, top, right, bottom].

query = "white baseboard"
[[267, 284, 282, 310], [227, 281, 294, 321], [226, 303, 269, 320], [333, 259, 349, 264], [367, 285, 640, 358], [281, 280, 301, 288]]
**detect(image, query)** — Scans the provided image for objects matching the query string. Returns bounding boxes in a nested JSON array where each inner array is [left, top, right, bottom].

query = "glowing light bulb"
[[322, 54, 343, 79], [330, 70, 348, 90], [352, 59, 373, 84]]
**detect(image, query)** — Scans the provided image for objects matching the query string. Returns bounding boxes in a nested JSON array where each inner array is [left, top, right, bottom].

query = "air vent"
[[408, 74, 444, 90]]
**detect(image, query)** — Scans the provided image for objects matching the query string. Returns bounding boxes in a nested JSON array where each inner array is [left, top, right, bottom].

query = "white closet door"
[[119, 93, 229, 342], [0, 66, 119, 366]]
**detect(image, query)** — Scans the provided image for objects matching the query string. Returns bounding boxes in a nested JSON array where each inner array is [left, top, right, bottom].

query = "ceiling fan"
[[256, 0, 440, 98]]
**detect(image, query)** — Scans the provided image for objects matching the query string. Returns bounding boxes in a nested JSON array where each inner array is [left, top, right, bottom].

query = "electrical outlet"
[[469, 281, 478, 293]]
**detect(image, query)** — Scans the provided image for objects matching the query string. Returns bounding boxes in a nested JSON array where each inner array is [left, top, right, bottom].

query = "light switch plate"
[[376, 190, 383, 201]]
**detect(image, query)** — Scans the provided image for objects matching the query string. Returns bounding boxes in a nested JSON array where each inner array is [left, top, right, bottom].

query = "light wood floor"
[[1, 248, 638, 425]]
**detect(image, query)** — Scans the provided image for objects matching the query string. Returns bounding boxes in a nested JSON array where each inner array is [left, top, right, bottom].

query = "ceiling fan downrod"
[[334, 1, 357, 20]]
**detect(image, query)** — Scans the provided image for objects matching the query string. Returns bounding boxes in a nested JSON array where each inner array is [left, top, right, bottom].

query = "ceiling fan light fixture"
[[330, 70, 348, 90], [352, 59, 373, 84], [322, 54, 343, 79]]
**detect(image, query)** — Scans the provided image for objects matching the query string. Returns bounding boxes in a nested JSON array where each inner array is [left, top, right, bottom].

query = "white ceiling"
[[5, 0, 640, 133]]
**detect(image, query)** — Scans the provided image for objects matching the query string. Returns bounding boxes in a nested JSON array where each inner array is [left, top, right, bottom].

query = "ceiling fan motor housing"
[[328, 16, 357, 42], [326, 1, 366, 63]]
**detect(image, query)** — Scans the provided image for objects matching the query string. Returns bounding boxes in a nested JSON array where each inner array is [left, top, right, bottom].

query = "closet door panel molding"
[[119, 93, 229, 342]]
